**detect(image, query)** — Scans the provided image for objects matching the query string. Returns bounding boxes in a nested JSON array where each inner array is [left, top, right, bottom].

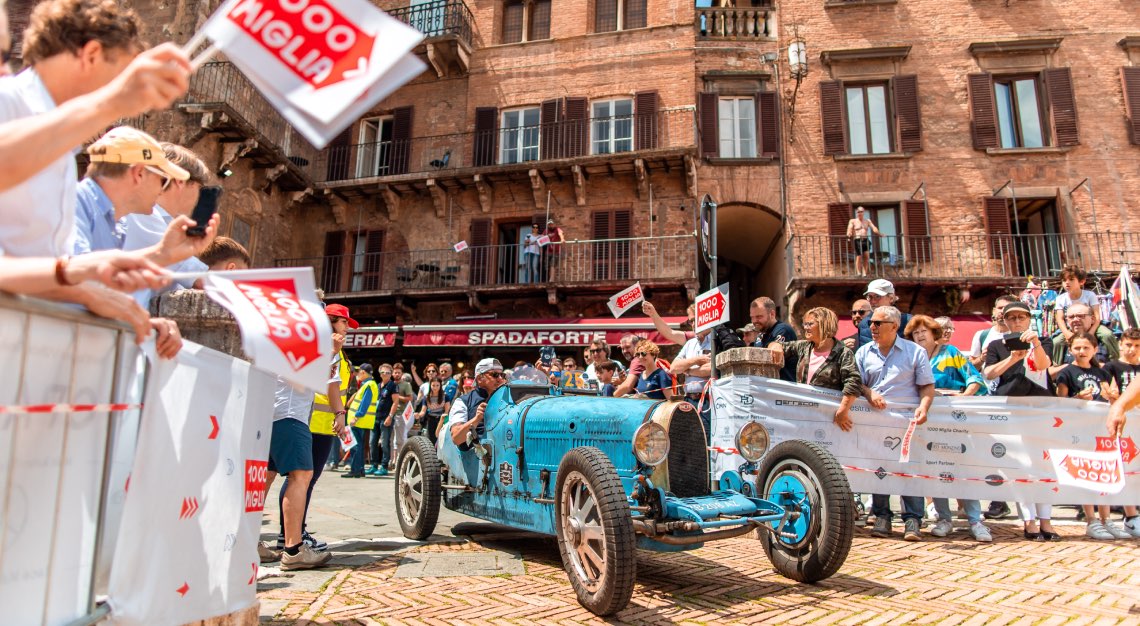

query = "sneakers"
[[983, 501, 1011, 520], [275, 531, 328, 552], [280, 544, 332, 571], [1124, 517, 1140, 538], [258, 541, 281, 563], [930, 519, 953, 538], [1104, 521, 1133, 540], [1086, 520, 1116, 540], [970, 522, 993, 543], [903, 518, 922, 541], [377, 466, 389, 476], [365, 466, 380, 475], [871, 516, 892, 538]]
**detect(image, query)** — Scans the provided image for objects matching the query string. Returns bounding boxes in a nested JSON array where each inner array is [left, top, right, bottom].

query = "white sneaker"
[[1124, 517, 1140, 538], [930, 519, 953, 537], [970, 522, 993, 543], [1105, 521, 1133, 540], [1086, 521, 1115, 540], [280, 544, 332, 570]]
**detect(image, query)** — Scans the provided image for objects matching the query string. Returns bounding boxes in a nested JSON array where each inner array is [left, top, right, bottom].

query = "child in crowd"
[[1100, 328, 1140, 538], [1054, 332, 1132, 540], [1053, 265, 1101, 341], [595, 360, 618, 397]]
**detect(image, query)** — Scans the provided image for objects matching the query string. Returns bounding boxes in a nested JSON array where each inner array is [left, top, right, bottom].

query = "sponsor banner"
[[695, 283, 729, 333], [107, 342, 276, 625], [453, 240, 469, 252], [709, 376, 1140, 504], [536, 235, 552, 246], [202, 268, 332, 391], [404, 328, 676, 347], [344, 328, 396, 349], [606, 282, 644, 319]]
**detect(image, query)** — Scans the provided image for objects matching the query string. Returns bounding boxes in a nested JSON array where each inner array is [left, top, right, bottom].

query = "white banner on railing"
[[709, 376, 1140, 504], [106, 342, 275, 626]]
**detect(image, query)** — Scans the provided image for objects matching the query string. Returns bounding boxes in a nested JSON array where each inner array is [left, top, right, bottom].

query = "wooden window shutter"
[[390, 106, 413, 175], [982, 197, 1012, 259], [362, 230, 384, 291], [470, 218, 493, 285], [827, 203, 853, 264], [325, 127, 352, 181], [612, 209, 632, 280], [635, 91, 659, 150], [321, 231, 346, 294], [1123, 67, 1140, 146], [968, 73, 999, 150], [540, 98, 563, 160], [757, 91, 780, 158], [624, 0, 648, 29], [502, 0, 524, 43], [819, 81, 847, 156], [595, 0, 618, 32], [903, 200, 931, 263], [530, 0, 552, 40], [892, 74, 922, 153], [1044, 67, 1079, 147], [591, 210, 612, 280], [698, 92, 719, 158], [591, 210, 632, 281], [564, 97, 589, 158], [473, 107, 498, 167]]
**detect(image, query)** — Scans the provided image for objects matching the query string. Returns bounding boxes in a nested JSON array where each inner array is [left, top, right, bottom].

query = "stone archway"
[[714, 202, 785, 324]]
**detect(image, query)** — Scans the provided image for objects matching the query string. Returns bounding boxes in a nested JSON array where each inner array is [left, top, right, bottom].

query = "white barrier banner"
[[107, 342, 275, 626], [709, 376, 1140, 504]]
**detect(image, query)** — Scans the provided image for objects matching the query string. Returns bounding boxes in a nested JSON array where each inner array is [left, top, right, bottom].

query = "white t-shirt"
[[272, 352, 344, 423], [0, 69, 77, 257], [676, 334, 712, 394], [1053, 290, 1099, 318], [969, 326, 1005, 357]]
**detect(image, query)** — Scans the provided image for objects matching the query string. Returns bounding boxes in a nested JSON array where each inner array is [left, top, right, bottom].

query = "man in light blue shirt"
[[855, 305, 935, 542]]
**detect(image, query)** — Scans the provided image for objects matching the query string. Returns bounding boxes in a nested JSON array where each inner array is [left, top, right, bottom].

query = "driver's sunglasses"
[[635, 351, 651, 358], [590, 348, 606, 353], [485, 371, 504, 379]]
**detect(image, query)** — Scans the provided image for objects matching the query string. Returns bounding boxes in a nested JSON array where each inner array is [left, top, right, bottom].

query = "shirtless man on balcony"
[[846, 206, 880, 278]]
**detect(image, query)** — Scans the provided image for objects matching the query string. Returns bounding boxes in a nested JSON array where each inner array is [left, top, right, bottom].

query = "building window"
[[591, 99, 634, 154], [717, 97, 757, 158], [356, 116, 393, 178], [350, 230, 384, 292], [500, 107, 541, 164], [994, 76, 1045, 149], [503, 0, 551, 44], [502, 1, 524, 43], [845, 84, 891, 155], [595, 0, 647, 33], [530, 0, 551, 39], [231, 216, 253, 257]]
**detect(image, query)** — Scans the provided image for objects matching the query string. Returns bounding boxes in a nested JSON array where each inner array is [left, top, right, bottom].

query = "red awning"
[[344, 326, 398, 349], [836, 315, 992, 352], [402, 317, 686, 348]]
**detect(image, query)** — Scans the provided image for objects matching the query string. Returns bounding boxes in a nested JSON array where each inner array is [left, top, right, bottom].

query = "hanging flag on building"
[[1110, 264, 1140, 331], [195, 0, 426, 147]]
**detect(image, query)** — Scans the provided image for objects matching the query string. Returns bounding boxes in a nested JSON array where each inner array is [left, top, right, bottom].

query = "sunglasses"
[[143, 165, 173, 191], [635, 351, 654, 358], [485, 372, 504, 379], [590, 348, 606, 353], [869, 320, 894, 327], [379, 371, 392, 375], [851, 309, 871, 315]]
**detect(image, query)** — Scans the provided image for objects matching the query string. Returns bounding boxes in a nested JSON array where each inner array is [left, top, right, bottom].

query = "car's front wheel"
[[395, 436, 441, 540], [756, 440, 854, 583], [554, 447, 636, 617]]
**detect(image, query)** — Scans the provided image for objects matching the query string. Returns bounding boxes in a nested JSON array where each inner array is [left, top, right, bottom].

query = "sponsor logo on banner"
[[927, 442, 967, 454], [939, 472, 955, 483], [245, 460, 268, 512], [883, 436, 902, 450], [738, 394, 753, 406], [875, 467, 888, 480], [1049, 448, 1126, 494], [984, 474, 1005, 486], [991, 443, 1007, 458], [951, 410, 967, 422], [776, 399, 820, 407]]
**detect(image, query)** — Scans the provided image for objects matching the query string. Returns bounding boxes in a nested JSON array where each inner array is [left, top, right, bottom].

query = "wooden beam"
[[426, 178, 447, 218], [634, 158, 649, 199], [528, 168, 546, 210], [379, 184, 401, 221], [219, 137, 258, 174], [571, 165, 587, 207], [473, 174, 494, 213]]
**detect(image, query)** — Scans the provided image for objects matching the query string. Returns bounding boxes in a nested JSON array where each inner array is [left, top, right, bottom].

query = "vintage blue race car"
[[393, 371, 854, 616]]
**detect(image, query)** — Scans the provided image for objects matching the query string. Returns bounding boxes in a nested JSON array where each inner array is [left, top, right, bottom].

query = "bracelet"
[[334, 410, 347, 417], [54, 256, 77, 286]]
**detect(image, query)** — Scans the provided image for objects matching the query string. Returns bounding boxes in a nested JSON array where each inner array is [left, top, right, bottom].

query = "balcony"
[[786, 232, 1140, 286], [177, 62, 318, 190], [307, 109, 697, 209], [696, 4, 775, 40], [387, 0, 474, 77], [276, 235, 697, 301]]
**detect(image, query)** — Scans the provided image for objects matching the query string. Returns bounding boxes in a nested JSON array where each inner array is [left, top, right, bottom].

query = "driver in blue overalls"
[[447, 358, 507, 450]]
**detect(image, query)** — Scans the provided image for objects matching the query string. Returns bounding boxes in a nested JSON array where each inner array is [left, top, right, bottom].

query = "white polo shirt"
[[0, 69, 78, 257]]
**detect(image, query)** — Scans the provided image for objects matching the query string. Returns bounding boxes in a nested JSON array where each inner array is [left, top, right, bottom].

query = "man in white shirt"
[[670, 328, 713, 438]]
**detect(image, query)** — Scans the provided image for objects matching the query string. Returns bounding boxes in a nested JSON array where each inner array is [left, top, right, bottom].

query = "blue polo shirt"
[[855, 336, 934, 402], [73, 178, 124, 254]]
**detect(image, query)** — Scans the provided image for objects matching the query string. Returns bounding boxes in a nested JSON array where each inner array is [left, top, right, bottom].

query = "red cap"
[[324, 303, 359, 329]]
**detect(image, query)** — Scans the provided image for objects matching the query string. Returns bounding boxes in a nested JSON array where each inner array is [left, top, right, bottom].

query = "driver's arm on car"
[[450, 403, 484, 446]]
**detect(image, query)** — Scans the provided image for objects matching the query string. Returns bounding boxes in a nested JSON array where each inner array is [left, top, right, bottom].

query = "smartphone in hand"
[[187, 186, 223, 237], [1002, 333, 1031, 351]]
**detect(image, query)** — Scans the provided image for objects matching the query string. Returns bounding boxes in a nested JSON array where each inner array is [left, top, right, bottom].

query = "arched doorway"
[[714, 202, 785, 326]]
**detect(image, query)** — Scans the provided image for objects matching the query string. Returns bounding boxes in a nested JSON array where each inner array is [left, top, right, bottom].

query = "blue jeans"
[[933, 498, 982, 524], [522, 253, 539, 283], [350, 426, 370, 475], [872, 494, 924, 523], [376, 421, 393, 468]]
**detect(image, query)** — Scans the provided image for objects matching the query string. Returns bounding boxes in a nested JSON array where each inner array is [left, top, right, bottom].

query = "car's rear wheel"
[[554, 447, 636, 616], [395, 436, 441, 540], [756, 440, 854, 583]]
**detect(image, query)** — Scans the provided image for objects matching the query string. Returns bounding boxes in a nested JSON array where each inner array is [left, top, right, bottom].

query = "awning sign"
[[344, 329, 396, 349], [695, 282, 730, 332], [606, 282, 644, 318]]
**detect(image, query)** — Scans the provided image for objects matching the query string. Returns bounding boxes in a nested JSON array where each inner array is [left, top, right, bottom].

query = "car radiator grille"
[[666, 407, 710, 497]]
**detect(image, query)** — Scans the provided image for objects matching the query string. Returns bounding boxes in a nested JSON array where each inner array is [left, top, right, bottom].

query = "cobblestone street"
[[258, 473, 1140, 625]]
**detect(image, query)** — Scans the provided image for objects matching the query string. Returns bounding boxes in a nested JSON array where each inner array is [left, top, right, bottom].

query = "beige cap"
[[87, 126, 190, 181]]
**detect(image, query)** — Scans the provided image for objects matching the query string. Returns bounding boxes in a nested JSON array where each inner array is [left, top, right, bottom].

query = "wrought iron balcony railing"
[[387, 0, 474, 46]]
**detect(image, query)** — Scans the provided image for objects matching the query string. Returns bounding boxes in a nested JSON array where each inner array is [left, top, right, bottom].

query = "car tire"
[[554, 447, 636, 617], [756, 439, 854, 583], [395, 436, 441, 541]]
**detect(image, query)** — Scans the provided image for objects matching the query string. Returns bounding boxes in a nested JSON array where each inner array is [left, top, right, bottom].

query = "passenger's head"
[[156, 143, 211, 217], [802, 307, 838, 345], [1060, 264, 1088, 293], [199, 236, 251, 271], [474, 358, 505, 391], [634, 339, 660, 369], [21, 0, 143, 95], [588, 339, 609, 361]]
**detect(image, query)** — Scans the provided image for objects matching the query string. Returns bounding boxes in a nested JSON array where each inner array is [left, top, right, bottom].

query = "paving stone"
[[392, 549, 526, 578]]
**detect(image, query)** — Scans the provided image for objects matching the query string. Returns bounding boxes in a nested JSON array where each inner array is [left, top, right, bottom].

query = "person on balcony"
[[846, 206, 880, 278], [541, 219, 564, 282], [521, 225, 541, 284]]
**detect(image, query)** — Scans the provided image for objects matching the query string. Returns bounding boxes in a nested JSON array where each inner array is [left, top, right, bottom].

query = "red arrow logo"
[[176, 582, 189, 597], [179, 497, 200, 520], [1043, 450, 1050, 461], [1053, 417, 1063, 427], [208, 415, 219, 440], [1095, 436, 1138, 463], [249, 562, 258, 585], [233, 279, 321, 371]]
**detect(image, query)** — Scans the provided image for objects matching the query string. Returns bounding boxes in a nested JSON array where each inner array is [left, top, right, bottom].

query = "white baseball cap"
[[475, 358, 504, 376], [864, 279, 895, 296]]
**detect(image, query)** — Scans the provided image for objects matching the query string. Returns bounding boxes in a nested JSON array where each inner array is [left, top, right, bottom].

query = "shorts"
[[853, 238, 871, 254], [267, 418, 314, 475]]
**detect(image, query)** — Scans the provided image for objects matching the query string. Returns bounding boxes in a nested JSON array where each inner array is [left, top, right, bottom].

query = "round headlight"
[[632, 422, 670, 466], [735, 421, 770, 462]]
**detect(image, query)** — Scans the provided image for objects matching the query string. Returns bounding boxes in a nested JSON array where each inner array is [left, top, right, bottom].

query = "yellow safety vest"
[[347, 378, 379, 430], [310, 350, 351, 435]]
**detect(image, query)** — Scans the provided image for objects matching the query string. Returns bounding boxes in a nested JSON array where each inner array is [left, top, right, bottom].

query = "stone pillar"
[[714, 346, 781, 378]]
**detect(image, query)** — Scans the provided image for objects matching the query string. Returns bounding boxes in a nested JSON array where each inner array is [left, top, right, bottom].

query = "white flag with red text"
[[606, 282, 644, 318], [197, 0, 426, 147], [202, 268, 332, 391]]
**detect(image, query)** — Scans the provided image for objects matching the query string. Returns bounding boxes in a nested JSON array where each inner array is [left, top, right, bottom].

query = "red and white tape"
[[708, 446, 740, 455], [0, 403, 143, 415], [842, 464, 1140, 483]]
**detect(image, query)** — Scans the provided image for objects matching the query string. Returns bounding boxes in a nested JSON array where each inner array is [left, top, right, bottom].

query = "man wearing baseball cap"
[[855, 279, 911, 350], [447, 358, 506, 449]]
